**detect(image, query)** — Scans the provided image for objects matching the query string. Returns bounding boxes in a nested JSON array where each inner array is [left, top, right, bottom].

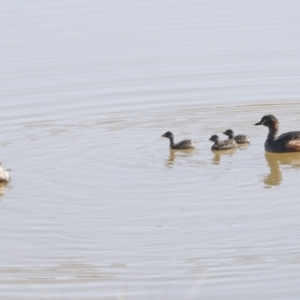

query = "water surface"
[[1, 1, 300, 299]]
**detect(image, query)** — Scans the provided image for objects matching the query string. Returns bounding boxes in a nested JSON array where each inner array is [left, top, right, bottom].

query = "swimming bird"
[[0, 163, 10, 183], [223, 129, 251, 144], [255, 115, 300, 153], [162, 131, 196, 149], [209, 134, 238, 150]]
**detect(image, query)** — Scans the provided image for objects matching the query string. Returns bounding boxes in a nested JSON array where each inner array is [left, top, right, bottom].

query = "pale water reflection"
[[165, 149, 197, 168], [211, 148, 238, 165], [0, 183, 9, 198], [264, 152, 300, 187]]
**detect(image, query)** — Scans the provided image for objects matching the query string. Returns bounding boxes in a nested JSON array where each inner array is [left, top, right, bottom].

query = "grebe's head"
[[162, 131, 174, 138], [223, 129, 234, 137], [209, 135, 219, 142], [255, 115, 279, 128]]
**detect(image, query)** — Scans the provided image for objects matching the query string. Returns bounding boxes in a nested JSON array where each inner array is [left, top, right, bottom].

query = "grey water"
[[1, 1, 300, 299]]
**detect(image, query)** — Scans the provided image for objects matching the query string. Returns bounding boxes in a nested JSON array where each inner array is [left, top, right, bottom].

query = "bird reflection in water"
[[264, 152, 300, 186], [165, 149, 196, 168], [211, 148, 237, 164], [0, 183, 9, 198]]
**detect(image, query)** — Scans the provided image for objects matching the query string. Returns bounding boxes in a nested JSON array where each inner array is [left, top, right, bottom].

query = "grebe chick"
[[209, 134, 238, 150], [255, 115, 300, 153], [223, 129, 251, 144], [0, 163, 10, 183], [162, 131, 196, 150]]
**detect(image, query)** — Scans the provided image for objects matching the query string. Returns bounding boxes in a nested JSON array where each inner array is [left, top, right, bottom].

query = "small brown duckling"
[[162, 131, 196, 150], [223, 129, 250, 144], [209, 134, 238, 150]]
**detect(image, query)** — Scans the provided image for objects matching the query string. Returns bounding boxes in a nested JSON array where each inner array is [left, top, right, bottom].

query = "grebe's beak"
[[254, 121, 262, 126]]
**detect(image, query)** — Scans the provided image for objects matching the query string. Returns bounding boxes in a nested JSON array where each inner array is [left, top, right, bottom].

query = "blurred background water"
[[1, 1, 300, 299]]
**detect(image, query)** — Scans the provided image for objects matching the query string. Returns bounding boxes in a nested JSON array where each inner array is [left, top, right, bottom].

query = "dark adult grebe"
[[255, 115, 300, 153]]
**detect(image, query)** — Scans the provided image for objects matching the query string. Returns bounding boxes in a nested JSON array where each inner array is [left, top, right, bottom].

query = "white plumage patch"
[[0, 164, 10, 183]]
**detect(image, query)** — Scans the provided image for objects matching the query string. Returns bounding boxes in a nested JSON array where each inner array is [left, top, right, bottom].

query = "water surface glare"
[[1, 0, 300, 299]]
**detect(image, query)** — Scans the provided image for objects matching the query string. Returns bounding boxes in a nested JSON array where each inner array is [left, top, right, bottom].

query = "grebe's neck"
[[228, 133, 234, 139], [267, 121, 279, 140], [169, 136, 175, 147]]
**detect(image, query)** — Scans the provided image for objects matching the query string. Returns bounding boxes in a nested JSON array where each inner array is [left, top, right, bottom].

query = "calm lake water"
[[1, 1, 300, 299]]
